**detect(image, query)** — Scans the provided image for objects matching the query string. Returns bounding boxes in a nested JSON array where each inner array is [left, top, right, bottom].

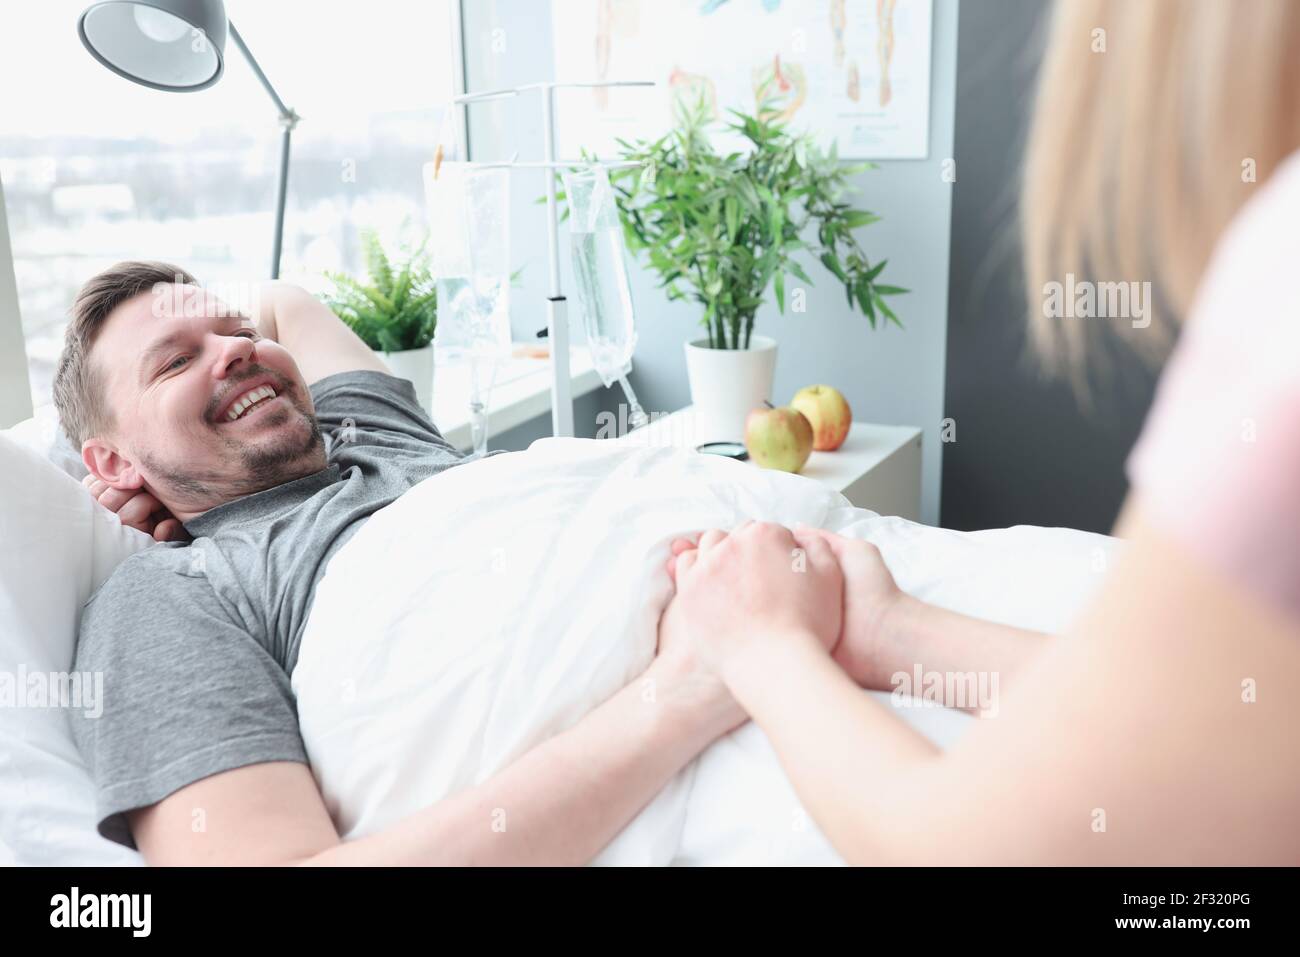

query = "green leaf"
[[875, 291, 901, 326], [820, 252, 847, 282], [856, 279, 877, 326], [768, 200, 784, 242], [842, 210, 881, 229], [360, 285, 396, 313], [362, 231, 394, 295], [724, 196, 738, 242], [774, 270, 785, 313], [788, 260, 813, 284], [873, 284, 909, 296]]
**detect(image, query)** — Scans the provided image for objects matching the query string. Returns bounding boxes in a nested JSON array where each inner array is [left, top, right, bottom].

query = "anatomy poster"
[[551, 0, 933, 160]]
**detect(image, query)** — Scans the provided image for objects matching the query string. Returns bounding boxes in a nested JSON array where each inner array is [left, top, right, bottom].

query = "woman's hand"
[[81, 474, 190, 543], [785, 527, 906, 689], [666, 521, 844, 685], [670, 525, 906, 690]]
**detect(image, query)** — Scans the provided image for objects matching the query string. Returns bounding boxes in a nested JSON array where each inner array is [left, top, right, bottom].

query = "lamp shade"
[[78, 0, 228, 91]]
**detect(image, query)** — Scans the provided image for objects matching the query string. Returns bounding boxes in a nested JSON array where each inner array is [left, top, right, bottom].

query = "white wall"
[[0, 173, 33, 428], [463, 0, 958, 523]]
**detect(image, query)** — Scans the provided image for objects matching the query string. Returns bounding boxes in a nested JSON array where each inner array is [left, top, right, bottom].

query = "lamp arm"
[[229, 22, 298, 279], [228, 23, 296, 123]]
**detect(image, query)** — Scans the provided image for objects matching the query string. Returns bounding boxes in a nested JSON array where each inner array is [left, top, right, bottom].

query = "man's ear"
[[82, 438, 144, 491]]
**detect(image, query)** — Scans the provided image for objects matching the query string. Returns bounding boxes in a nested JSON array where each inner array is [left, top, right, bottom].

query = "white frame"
[[450, 0, 469, 156], [0, 170, 32, 429]]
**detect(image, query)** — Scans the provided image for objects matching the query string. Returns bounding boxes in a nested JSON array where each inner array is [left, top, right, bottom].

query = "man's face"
[[87, 284, 325, 516]]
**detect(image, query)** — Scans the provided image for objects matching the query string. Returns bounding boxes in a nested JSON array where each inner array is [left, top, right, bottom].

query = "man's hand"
[[655, 593, 748, 737], [664, 521, 843, 686], [82, 474, 190, 542]]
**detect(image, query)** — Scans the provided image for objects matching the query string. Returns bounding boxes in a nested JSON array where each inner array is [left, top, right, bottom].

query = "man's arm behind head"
[[253, 282, 389, 388]]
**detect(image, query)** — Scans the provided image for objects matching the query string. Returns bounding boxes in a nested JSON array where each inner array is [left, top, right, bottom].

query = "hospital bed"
[[1, 400, 1118, 866]]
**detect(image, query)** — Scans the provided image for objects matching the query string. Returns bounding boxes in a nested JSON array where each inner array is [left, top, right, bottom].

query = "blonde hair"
[[1022, 0, 1300, 385]]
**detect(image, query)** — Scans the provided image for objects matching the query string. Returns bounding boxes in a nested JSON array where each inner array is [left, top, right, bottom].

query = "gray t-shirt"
[[71, 370, 477, 849]]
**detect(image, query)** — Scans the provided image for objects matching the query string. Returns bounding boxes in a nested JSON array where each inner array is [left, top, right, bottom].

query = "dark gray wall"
[[940, 0, 1159, 534]]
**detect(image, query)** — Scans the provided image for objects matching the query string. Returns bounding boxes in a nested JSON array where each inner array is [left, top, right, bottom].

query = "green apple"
[[744, 402, 814, 473], [791, 384, 852, 451]]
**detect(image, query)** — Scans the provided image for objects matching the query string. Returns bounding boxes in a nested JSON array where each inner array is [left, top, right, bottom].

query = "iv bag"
[[562, 165, 638, 388], [423, 161, 512, 363]]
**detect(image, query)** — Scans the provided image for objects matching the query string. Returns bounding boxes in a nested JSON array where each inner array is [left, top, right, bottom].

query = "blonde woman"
[[661, 0, 1300, 864]]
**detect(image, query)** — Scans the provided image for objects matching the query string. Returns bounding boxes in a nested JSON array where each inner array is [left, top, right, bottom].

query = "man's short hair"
[[53, 261, 199, 448]]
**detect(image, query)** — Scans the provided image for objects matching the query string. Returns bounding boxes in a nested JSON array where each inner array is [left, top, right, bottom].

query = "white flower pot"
[[382, 344, 435, 415], [683, 335, 778, 443]]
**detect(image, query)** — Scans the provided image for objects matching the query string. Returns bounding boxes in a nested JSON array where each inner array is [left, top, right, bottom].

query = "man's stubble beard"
[[141, 387, 326, 509]]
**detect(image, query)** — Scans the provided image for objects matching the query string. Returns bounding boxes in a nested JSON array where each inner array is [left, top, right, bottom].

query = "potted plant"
[[609, 96, 906, 441], [321, 230, 438, 413]]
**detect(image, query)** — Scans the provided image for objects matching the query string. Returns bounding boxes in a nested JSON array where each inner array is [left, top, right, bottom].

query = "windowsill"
[[431, 346, 603, 451]]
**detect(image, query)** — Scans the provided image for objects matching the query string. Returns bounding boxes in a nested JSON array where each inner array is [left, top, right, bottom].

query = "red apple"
[[790, 384, 852, 451], [744, 403, 814, 473]]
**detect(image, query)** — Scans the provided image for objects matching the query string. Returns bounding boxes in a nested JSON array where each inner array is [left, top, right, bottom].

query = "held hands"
[[81, 474, 190, 543], [667, 523, 906, 691], [662, 521, 844, 686]]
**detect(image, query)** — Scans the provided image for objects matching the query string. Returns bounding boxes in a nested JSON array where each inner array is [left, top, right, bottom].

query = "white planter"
[[683, 335, 778, 443], [381, 344, 435, 415]]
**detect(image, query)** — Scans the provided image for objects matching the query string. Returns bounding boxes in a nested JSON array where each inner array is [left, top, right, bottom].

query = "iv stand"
[[452, 81, 654, 438]]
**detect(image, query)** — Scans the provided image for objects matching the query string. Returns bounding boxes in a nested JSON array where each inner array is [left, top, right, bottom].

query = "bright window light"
[[0, 0, 458, 412]]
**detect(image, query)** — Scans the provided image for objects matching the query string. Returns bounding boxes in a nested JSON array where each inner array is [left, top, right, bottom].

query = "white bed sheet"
[[293, 438, 1117, 866]]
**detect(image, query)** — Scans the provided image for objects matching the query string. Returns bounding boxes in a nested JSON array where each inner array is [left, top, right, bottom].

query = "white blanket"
[[293, 438, 1116, 865]]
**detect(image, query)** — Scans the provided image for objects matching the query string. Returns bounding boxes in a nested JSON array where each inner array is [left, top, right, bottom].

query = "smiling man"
[[56, 261, 743, 866], [73, 274, 329, 525]]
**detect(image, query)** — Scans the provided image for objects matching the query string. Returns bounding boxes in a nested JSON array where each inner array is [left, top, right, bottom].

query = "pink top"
[[1126, 153, 1300, 620]]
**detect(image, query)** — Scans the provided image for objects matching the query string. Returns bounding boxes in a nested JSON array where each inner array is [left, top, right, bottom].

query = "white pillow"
[[0, 432, 149, 865], [5, 404, 88, 480]]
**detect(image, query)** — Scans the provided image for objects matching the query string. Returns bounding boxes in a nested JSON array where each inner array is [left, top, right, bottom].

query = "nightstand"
[[615, 405, 923, 521]]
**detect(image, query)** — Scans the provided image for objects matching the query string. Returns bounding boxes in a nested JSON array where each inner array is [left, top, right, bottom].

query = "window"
[[0, 0, 459, 412]]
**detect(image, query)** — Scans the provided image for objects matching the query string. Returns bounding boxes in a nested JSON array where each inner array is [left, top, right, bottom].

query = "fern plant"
[[321, 231, 437, 352]]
